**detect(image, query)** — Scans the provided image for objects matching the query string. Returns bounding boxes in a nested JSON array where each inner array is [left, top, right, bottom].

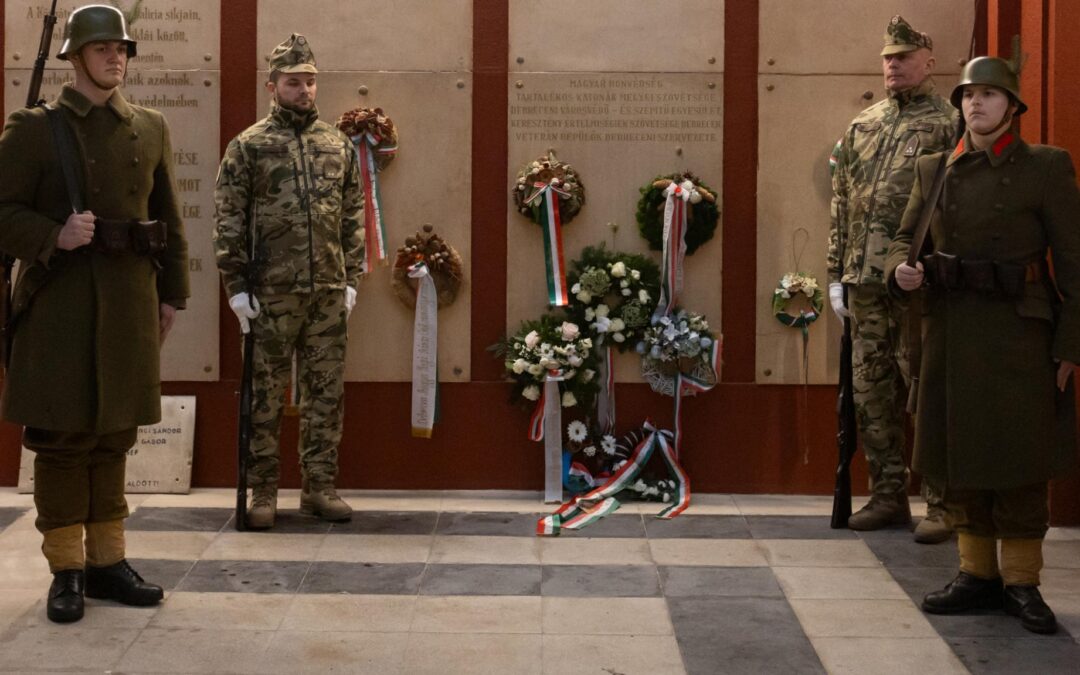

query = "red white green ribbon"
[[527, 370, 565, 503], [525, 181, 570, 306], [536, 422, 688, 536], [657, 181, 691, 315], [352, 132, 395, 274], [409, 261, 438, 438]]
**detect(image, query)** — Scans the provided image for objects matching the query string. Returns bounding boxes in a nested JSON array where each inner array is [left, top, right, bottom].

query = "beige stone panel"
[[5, 0, 220, 71], [250, 71, 472, 382], [760, 0, 974, 76], [756, 74, 882, 384], [507, 73, 722, 384], [510, 0, 723, 73], [4, 70, 221, 381], [256, 0, 471, 72]]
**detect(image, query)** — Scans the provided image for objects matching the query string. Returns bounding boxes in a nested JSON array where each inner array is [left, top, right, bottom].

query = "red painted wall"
[[1, 1, 1077, 524]]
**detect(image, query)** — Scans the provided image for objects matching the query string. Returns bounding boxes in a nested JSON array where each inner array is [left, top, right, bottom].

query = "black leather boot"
[[85, 559, 163, 606], [922, 572, 1004, 614], [47, 569, 85, 623], [1004, 585, 1057, 634]]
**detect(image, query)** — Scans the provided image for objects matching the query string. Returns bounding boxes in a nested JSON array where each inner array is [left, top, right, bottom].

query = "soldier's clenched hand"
[[1057, 361, 1076, 392], [828, 282, 850, 320], [57, 211, 96, 250], [345, 286, 357, 319], [228, 292, 261, 334], [895, 262, 925, 291]]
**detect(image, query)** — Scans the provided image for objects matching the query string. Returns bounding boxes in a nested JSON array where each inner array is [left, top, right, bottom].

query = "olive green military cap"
[[881, 15, 933, 56], [951, 56, 1027, 115], [269, 34, 318, 74], [57, 4, 137, 60]]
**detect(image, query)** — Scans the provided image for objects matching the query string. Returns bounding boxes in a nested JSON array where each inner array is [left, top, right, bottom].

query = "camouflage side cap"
[[881, 15, 933, 56], [269, 33, 317, 74]]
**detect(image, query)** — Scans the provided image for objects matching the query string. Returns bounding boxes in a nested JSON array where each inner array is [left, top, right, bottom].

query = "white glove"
[[228, 292, 261, 334], [345, 286, 357, 319], [894, 262, 925, 292], [828, 282, 849, 321]]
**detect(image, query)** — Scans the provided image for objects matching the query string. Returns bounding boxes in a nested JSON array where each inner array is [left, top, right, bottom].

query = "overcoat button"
[[129, 185, 138, 193], [948, 204, 957, 212], [994, 204, 1004, 211], [131, 157, 140, 166], [130, 132, 138, 140], [1001, 177, 1011, 185], [92, 187, 100, 195]]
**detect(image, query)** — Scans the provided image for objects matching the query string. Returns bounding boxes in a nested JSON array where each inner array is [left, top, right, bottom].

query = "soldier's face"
[[882, 49, 933, 92], [962, 85, 1016, 134], [73, 41, 128, 90], [268, 74, 317, 113]]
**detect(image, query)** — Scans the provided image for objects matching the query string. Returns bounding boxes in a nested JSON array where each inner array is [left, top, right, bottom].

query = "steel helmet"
[[951, 56, 1026, 115], [57, 5, 137, 60]]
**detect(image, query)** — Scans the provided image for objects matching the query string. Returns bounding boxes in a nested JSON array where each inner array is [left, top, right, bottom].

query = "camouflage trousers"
[[248, 288, 348, 487], [849, 283, 942, 506]]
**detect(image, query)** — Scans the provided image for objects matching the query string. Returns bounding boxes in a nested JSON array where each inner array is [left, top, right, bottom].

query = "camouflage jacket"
[[213, 104, 364, 298], [827, 78, 958, 285]]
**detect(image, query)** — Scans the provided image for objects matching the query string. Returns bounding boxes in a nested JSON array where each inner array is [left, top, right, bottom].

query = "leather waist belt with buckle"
[[92, 219, 168, 257], [923, 251, 1045, 299]]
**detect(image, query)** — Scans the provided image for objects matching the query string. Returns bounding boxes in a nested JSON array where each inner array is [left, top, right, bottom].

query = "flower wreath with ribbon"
[[561, 421, 679, 503], [512, 151, 586, 307], [391, 224, 464, 310], [639, 308, 720, 398], [771, 272, 823, 331], [336, 107, 399, 274]]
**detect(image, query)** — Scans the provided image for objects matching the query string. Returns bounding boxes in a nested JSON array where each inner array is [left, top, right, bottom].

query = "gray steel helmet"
[[57, 5, 137, 60], [951, 56, 1026, 115]]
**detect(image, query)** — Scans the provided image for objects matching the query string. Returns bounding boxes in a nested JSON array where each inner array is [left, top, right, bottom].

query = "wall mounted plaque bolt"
[[675, 147, 683, 156], [516, 56, 524, 64], [12, 78, 20, 86], [765, 84, 775, 91], [457, 80, 465, 89], [204, 54, 212, 62], [767, 57, 776, 65], [515, 80, 524, 89], [708, 82, 715, 89], [708, 56, 716, 64], [203, 79, 211, 87], [358, 85, 368, 95], [862, 90, 874, 100], [12, 52, 20, 61], [764, 369, 772, 376]]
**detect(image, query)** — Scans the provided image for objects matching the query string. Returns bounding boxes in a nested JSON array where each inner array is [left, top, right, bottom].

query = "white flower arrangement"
[[497, 315, 600, 410], [775, 272, 820, 300], [637, 308, 716, 364]]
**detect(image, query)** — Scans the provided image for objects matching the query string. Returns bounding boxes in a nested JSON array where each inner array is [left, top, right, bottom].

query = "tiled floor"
[[0, 489, 1078, 674]]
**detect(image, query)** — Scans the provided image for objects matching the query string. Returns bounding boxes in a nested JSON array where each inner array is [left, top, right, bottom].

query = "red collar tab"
[[992, 132, 1015, 157], [951, 137, 965, 158]]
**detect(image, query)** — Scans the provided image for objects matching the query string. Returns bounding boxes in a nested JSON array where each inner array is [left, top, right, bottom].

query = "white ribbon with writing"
[[409, 262, 438, 438]]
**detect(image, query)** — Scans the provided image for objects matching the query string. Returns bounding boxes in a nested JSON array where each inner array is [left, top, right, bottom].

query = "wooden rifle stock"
[[235, 327, 255, 531]]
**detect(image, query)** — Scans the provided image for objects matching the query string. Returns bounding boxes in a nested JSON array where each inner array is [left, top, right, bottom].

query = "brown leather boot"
[[848, 491, 911, 530], [246, 485, 277, 529], [913, 503, 954, 544], [300, 479, 352, 522]]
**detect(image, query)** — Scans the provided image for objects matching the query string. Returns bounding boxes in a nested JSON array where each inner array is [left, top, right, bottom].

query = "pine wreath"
[[564, 244, 661, 353], [636, 171, 719, 255]]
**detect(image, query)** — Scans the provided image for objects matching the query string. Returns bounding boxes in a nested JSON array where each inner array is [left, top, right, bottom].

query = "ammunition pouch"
[[92, 219, 168, 258], [924, 251, 1043, 300]]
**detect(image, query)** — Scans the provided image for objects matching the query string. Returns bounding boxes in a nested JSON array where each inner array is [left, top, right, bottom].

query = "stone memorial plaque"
[[5, 0, 220, 71], [4, 71, 222, 381], [507, 73, 723, 383], [756, 74, 883, 385], [19, 395, 196, 494], [257, 0, 472, 72], [510, 0, 724, 73], [759, 0, 973, 75], [250, 71, 472, 383]]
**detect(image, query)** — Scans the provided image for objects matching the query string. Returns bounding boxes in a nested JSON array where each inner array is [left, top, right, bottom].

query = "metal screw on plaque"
[[959, 58, 968, 66], [358, 85, 368, 96], [765, 84, 775, 91], [516, 56, 524, 64], [456, 80, 465, 89], [862, 90, 874, 100], [767, 58, 776, 65], [764, 369, 772, 376], [515, 80, 524, 89], [12, 52, 20, 61], [203, 365, 212, 373], [675, 147, 683, 156], [12, 78, 20, 86], [708, 82, 716, 89], [453, 367, 463, 376], [203, 79, 211, 87], [708, 56, 716, 64]]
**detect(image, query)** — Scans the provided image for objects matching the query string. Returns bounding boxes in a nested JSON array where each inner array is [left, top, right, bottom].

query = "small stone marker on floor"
[[17, 396, 196, 494]]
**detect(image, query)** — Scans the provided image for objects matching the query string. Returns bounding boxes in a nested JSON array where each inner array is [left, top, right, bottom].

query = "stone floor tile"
[[411, 595, 541, 633], [811, 637, 968, 675], [681, 493, 740, 515], [315, 533, 432, 563], [773, 567, 909, 600], [745, 515, 859, 540], [439, 491, 543, 513], [347, 492, 445, 512], [125, 531, 216, 560], [555, 513, 647, 538], [0, 489, 34, 508], [299, 561, 425, 595], [329, 510, 439, 535], [139, 489, 247, 509], [759, 539, 881, 567], [429, 534, 541, 564], [659, 566, 784, 598], [789, 598, 937, 638], [643, 514, 751, 539], [124, 507, 232, 532], [948, 636, 1080, 674], [227, 510, 333, 535], [256, 630, 408, 675], [542, 597, 673, 635], [280, 593, 416, 632], [123, 558, 196, 591], [435, 511, 545, 536], [541, 564, 660, 597], [0, 553, 51, 591], [1043, 568, 1080, 595], [116, 627, 273, 674], [541, 536, 654, 565], [149, 591, 292, 630], [859, 531, 959, 568], [10, 597, 160, 630], [1049, 593, 1080, 643], [0, 589, 43, 633], [649, 539, 768, 567], [0, 506, 27, 533], [732, 494, 833, 516], [419, 563, 541, 596], [401, 632, 542, 675], [543, 634, 685, 674], [177, 559, 309, 593], [0, 625, 139, 672], [1046, 526, 1080, 542], [1044, 541, 1080, 569], [200, 532, 324, 561]]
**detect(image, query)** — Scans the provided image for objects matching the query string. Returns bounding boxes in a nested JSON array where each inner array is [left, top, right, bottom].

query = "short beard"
[[274, 95, 313, 114]]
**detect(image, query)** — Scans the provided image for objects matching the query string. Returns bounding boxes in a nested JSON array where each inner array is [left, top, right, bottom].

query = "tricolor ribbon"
[[527, 370, 565, 502], [536, 422, 690, 536], [525, 181, 570, 306], [596, 344, 616, 433], [352, 132, 396, 274], [657, 180, 692, 316], [409, 261, 438, 438]]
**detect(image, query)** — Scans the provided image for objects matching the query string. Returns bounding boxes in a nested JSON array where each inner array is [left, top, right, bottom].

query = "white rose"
[[610, 318, 625, 332], [584, 307, 595, 321], [571, 282, 581, 294], [569, 355, 583, 367], [560, 322, 580, 341], [561, 391, 577, 408], [582, 369, 596, 382], [638, 289, 650, 303], [595, 304, 610, 318], [620, 280, 629, 289], [610, 261, 627, 278], [528, 364, 544, 377], [522, 385, 540, 401], [631, 269, 641, 280], [622, 288, 631, 296], [576, 290, 593, 303], [524, 330, 540, 349], [580, 338, 593, 350], [512, 359, 528, 374], [612, 332, 626, 343]]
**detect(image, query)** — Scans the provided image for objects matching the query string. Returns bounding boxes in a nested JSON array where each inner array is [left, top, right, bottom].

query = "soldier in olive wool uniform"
[[214, 34, 364, 529], [827, 15, 958, 541], [888, 57, 1080, 635], [0, 6, 189, 623]]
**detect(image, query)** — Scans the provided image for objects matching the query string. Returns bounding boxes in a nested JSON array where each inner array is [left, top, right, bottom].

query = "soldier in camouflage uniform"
[[826, 16, 958, 542], [213, 34, 364, 528]]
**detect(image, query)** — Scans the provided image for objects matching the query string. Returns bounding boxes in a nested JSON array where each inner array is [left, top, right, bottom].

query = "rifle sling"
[[906, 153, 948, 268], [45, 105, 85, 215]]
